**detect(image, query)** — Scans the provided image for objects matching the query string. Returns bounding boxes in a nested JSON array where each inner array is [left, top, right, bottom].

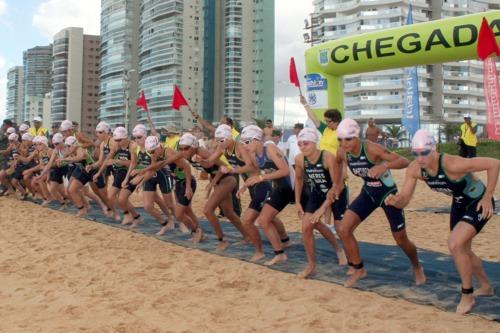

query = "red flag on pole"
[[136, 90, 148, 111], [477, 17, 500, 61], [289, 57, 301, 88], [172, 85, 189, 111]]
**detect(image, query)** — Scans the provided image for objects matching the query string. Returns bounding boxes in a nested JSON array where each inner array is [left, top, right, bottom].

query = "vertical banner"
[[402, 4, 420, 139], [483, 58, 500, 140]]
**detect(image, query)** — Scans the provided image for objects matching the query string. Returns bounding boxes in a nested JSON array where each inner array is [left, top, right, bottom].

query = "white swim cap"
[[411, 129, 436, 151], [145, 136, 160, 151], [337, 118, 360, 139], [113, 127, 128, 140], [132, 124, 147, 138], [60, 120, 73, 132], [33, 116, 43, 123], [64, 136, 78, 147], [52, 133, 64, 144], [179, 133, 199, 148], [96, 121, 111, 133], [22, 133, 34, 141], [214, 124, 232, 140], [297, 128, 319, 143], [19, 123, 29, 132], [241, 125, 263, 141], [34, 136, 48, 146], [8, 133, 18, 141], [6, 127, 16, 134]]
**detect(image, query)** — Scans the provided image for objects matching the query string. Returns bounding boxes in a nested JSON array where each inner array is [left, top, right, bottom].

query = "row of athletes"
[[0, 116, 498, 315]]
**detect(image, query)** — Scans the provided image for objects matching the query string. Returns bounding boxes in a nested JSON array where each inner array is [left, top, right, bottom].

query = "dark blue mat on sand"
[[38, 199, 500, 321]]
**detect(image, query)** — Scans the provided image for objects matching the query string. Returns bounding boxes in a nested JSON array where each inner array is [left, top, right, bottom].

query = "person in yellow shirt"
[[299, 95, 342, 155], [28, 116, 48, 137], [459, 114, 477, 158], [163, 124, 181, 149]]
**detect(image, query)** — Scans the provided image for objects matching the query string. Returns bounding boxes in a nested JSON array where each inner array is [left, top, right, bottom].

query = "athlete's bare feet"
[[192, 228, 204, 244], [282, 240, 293, 248], [344, 268, 367, 287], [104, 209, 113, 218], [249, 252, 265, 262], [156, 225, 169, 236], [121, 213, 133, 225], [76, 207, 88, 218], [298, 264, 316, 279], [414, 264, 427, 286], [264, 253, 287, 266], [346, 266, 355, 275], [130, 216, 143, 229], [233, 238, 252, 246], [337, 249, 348, 266], [41, 200, 50, 207], [473, 285, 494, 297], [179, 222, 190, 234], [456, 294, 475, 315], [113, 211, 121, 221], [216, 240, 230, 251]]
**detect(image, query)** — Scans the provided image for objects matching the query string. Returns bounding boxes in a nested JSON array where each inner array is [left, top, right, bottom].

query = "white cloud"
[[0, 0, 7, 16], [274, 0, 313, 126], [32, 0, 100, 39]]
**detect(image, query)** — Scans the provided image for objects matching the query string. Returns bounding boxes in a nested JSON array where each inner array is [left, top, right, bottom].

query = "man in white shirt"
[[286, 123, 303, 168]]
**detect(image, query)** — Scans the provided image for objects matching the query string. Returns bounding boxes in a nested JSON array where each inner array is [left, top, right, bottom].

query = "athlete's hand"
[[308, 209, 324, 224], [368, 163, 388, 179], [245, 176, 261, 187], [121, 180, 129, 189], [477, 196, 494, 220], [92, 172, 101, 183], [130, 169, 140, 177], [185, 186, 193, 200], [236, 186, 247, 199], [384, 193, 402, 208], [327, 189, 338, 203], [296, 203, 304, 218], [130, 175, 143, 186], [106, 159, 116, 166], [220, 166, 232, 174]]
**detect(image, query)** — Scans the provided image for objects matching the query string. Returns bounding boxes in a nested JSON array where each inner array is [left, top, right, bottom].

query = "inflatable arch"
[[304, 10, 500, 117]]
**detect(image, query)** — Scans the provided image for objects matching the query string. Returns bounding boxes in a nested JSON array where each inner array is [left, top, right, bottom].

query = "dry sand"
[[0, 169, 498, 332]]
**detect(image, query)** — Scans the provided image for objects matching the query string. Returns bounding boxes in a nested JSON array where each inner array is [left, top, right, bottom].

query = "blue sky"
[[0, 0, 312, 126]]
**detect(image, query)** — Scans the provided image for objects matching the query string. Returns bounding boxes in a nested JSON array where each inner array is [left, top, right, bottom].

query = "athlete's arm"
[[259, 144, 289, 182], [367, 141, 409, 179], [330, 149, 346, 201], [385, 161, 420, 209], [294, 154, 305, 217]]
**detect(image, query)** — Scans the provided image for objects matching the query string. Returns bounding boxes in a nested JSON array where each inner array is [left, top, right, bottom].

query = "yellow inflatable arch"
[[304, 10, 500, 117]]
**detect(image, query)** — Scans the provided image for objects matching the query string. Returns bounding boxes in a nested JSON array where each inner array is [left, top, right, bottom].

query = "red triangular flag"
[[477, 17, 500, 61], [136, 90, 148, 111], [289, 57, 301, 88], [172, 85, 189, 111]]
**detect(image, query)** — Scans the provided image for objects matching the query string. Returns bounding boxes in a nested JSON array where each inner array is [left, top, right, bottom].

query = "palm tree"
[[253, 118, 267, 129], [384, 124, 406, 148]]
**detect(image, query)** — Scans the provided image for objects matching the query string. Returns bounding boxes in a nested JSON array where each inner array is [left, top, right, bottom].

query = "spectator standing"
[[29, 116, 48, 137], [459, 113, 477, 158], [365, 118, 386, 143], [285, 123, 303, 168]]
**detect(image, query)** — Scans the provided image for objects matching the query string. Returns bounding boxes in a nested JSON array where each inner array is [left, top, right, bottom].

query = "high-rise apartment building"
[[23, 45, 52, 124], [203, 0, 275, 123], [309, 0, 497, 136], [6, 66, 24, 124], [52, 27, 101, 136], [99, 0, 140, 130], [99, 0, 275, 129], [137, 0, 202, 129]]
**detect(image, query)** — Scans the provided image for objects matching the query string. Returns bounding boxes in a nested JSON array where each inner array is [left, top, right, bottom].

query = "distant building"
[[23, 45, 52, 124], [52, 27, 101, 136], [6, 66, 24, 124]]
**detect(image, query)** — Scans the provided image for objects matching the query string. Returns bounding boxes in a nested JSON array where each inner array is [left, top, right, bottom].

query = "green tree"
[[384, 124, 405, 140], [253, 118, 267, 129]]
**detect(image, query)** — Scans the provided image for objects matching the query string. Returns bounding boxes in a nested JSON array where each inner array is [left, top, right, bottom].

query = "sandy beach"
[[0, 169, 498, 332]]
